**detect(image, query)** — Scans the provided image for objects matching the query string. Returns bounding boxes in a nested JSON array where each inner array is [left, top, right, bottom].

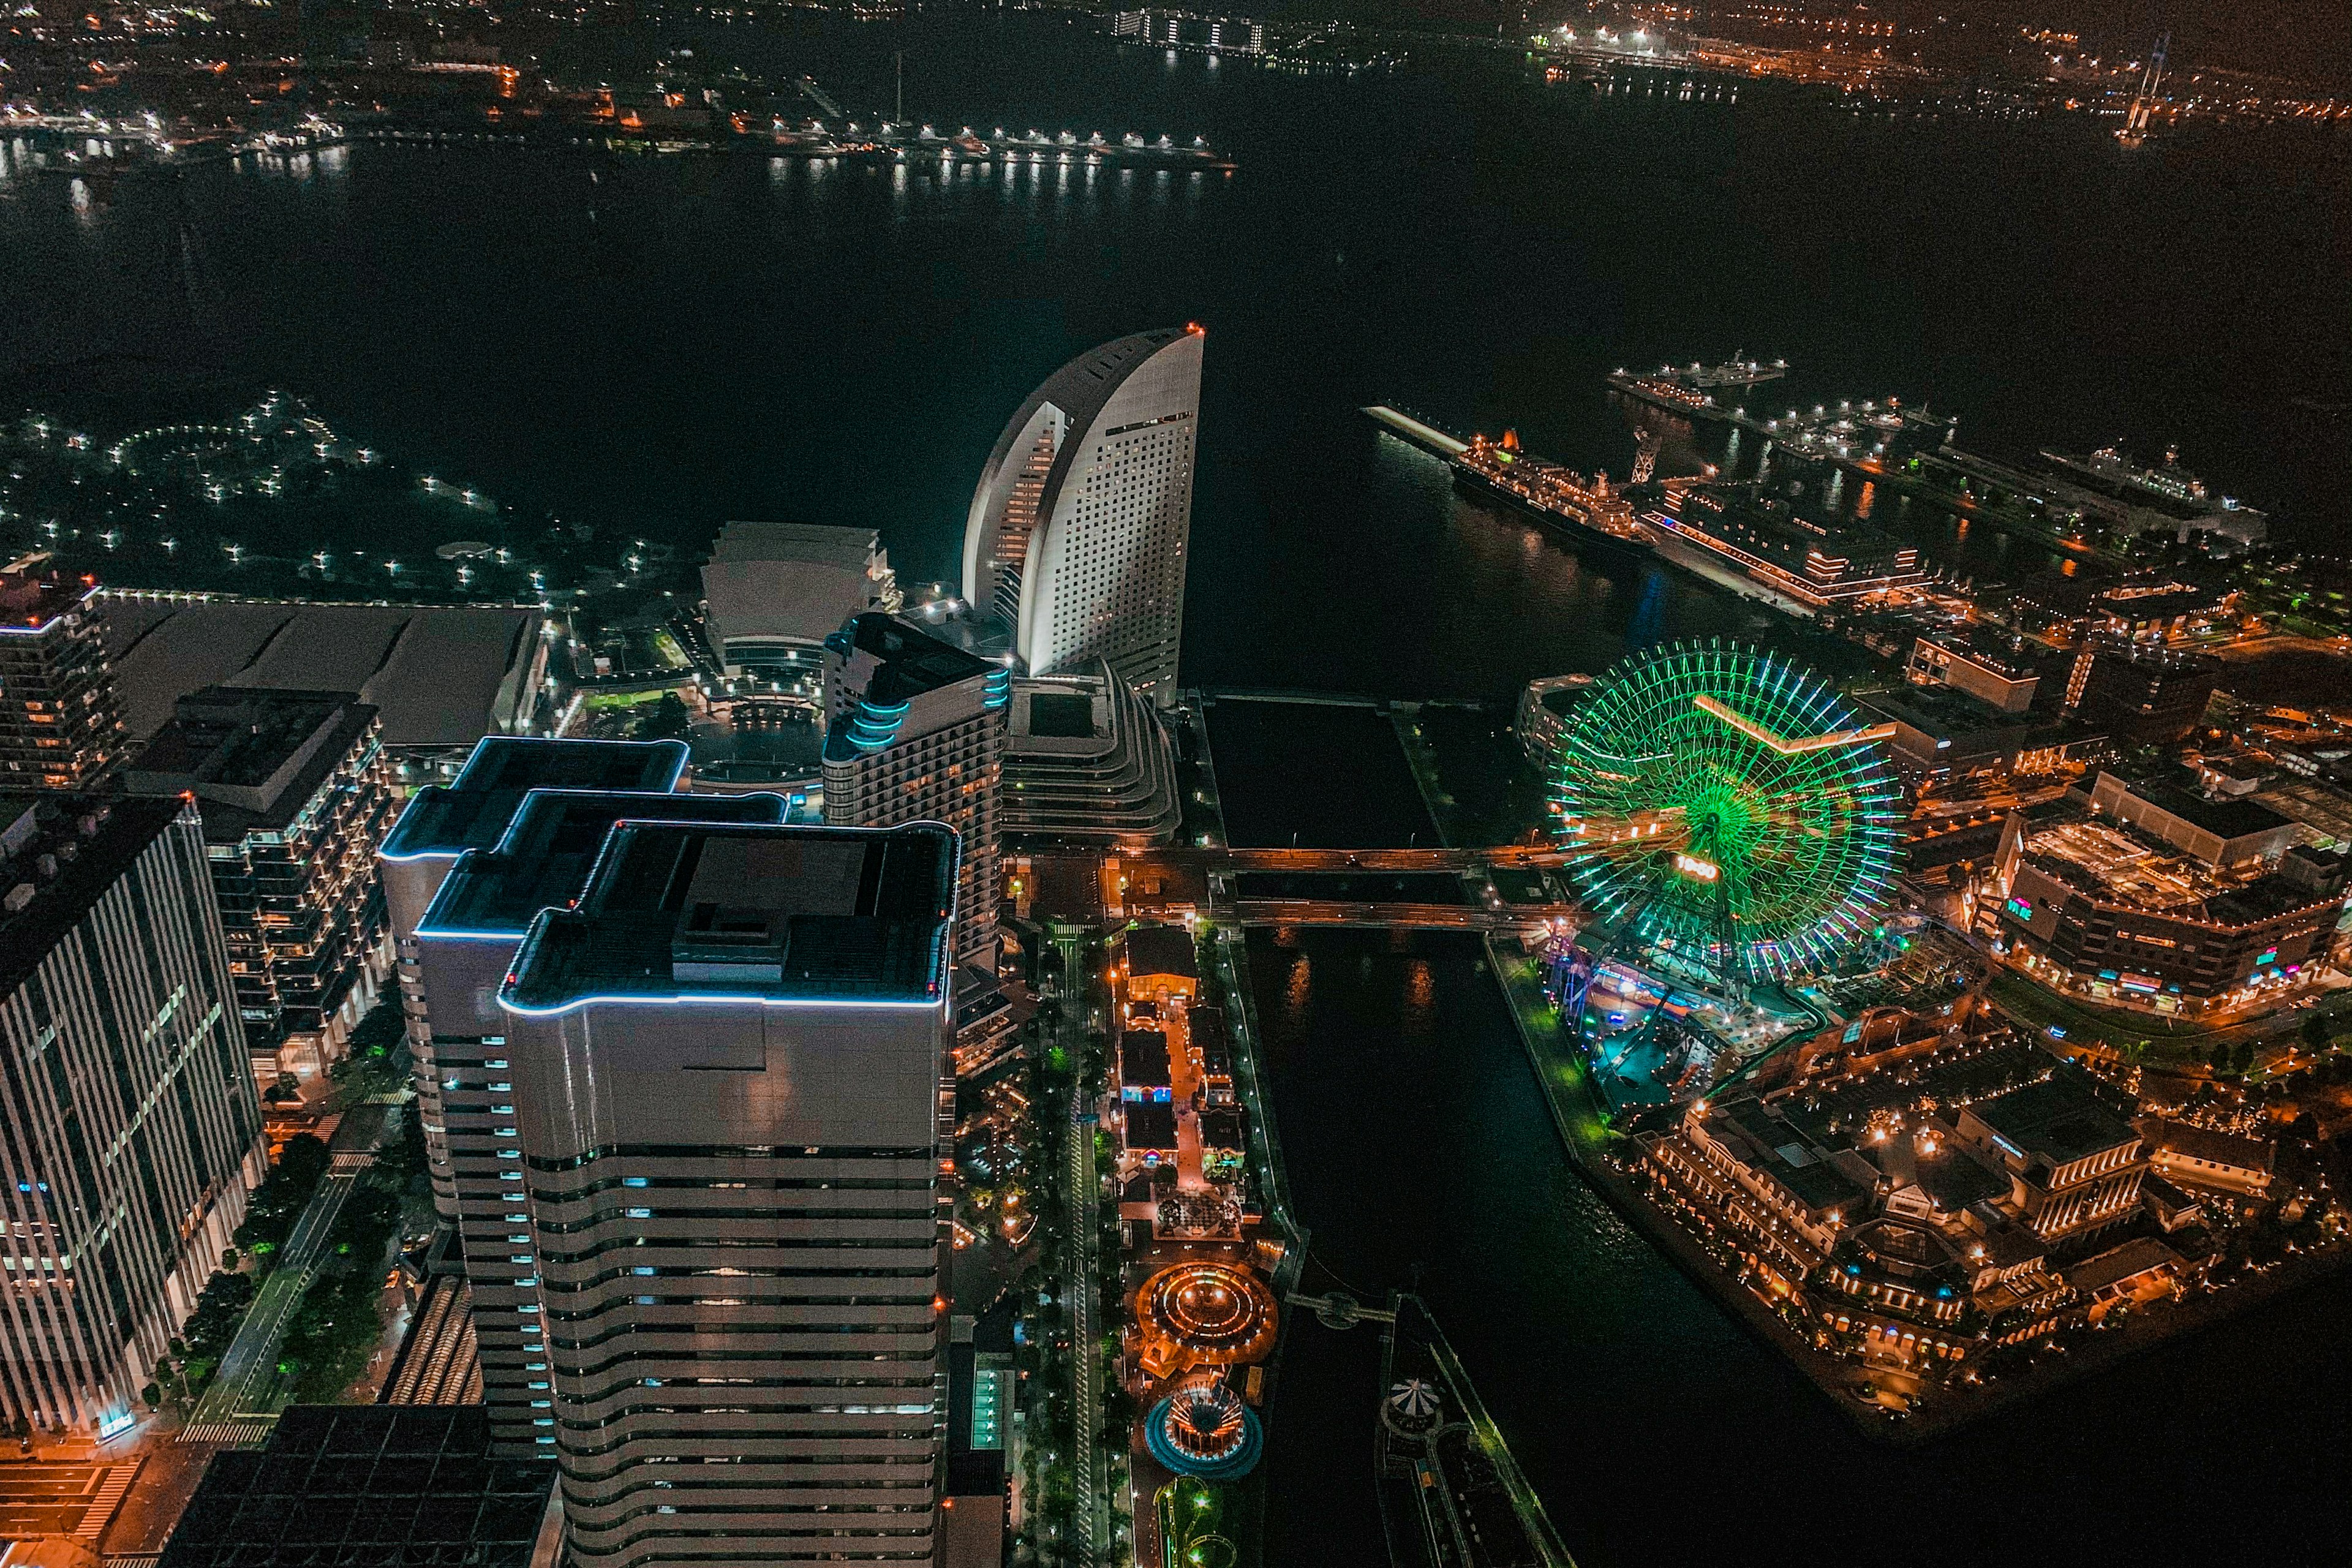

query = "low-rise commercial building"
[[1954, 1071, 2145, 1241], [2136, 1117, 2276, 1198], [101, 595, 550, 778], [2061, 1236, 2188, 1322], [1905, 633, 2040, 714], [702, 520, 900, 690], [1123, 924, 1199, 1003], [2084, 769, 2296, 869], [1986, 802, 2339, 1009]]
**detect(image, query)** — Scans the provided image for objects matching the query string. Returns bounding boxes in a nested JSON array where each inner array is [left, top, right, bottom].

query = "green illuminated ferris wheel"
[[1551, 641, 1903, 982]]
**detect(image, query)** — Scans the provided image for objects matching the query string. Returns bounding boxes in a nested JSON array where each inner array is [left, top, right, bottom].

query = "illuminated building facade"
[[0, 794, 263, 1435], [822, 612, 1005, 970], [1112, 10, 1268, 53], [0, 569, 126, 790], [125, 687, 395, 1078], [1986, 799, 2337, 1008], [494, 820, 955, 1568], [1905, 634, 2040, 714], [409, 785, 788, 1456], [962, 327, 1204, 706], [1660, 492, 1929, 602], [2063, 638, 2222, 744], [1953, 1072, 2146, 1242], [1512, 673, 1594, 764], [380, 737, 692, 1219]]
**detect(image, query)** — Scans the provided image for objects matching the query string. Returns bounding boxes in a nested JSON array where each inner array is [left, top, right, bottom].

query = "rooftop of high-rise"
[[499, 820, 957, 1014], [124, 686, 379, 840], [0, 793, 188, 995], [419, 787, 790, 940], [0, 564, 99, 632], [823, 613, 1005, 763], [382, 737, 688, 862]]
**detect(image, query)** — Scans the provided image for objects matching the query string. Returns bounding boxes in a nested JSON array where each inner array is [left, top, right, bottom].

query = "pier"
[[1363, 404, 1469, 457]]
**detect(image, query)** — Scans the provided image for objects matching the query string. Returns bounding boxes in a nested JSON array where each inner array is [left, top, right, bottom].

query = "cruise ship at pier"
[[1453, 429, 1653, 556], [1363, 406, 1651, 557]]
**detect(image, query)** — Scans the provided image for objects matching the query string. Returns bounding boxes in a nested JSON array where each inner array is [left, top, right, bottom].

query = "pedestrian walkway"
[[73, 1465, 137, 1542], [1065, 1115, 1103, 1563], [173, 1421, 273, 1448]]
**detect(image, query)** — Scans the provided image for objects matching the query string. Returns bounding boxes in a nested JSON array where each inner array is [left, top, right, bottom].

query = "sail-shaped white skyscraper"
[[962, 326, 1204, 705]]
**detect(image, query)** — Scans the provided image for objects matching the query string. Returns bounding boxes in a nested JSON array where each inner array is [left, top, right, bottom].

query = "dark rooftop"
[[1199, 1104, 1246, 1150], [382, 737, 688, 862], [1125, 924, 1198, 981], [2205, 874, 2338, 926], [1967, 1069, 2139, 1167], [2108, 771, 2292, 842], [500, 821, 956, 1013], [125, 687, 377, 842], [1122, 1101, 1178, 1152], [158, 1405, 556, 1568], [2079, 636, 2222, 677], [0, 794, 187, 1000], [1119, 1028, 1171, 1087], [1917, 629, 2036, 682], [1861, 685, 2034, 739], [826, 612, 993, 704], [420, 788, 791, 939], [821, 614, 998, 764], [0, 568, 98, 631]]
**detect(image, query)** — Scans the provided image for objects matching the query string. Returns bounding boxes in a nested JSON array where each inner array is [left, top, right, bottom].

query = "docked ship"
[[1453, 429, 1653, 557], [1676, 354, 1788, 388]]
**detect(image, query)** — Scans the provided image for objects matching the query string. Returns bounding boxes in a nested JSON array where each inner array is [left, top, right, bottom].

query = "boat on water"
[[1453, 429, 1653, 557]]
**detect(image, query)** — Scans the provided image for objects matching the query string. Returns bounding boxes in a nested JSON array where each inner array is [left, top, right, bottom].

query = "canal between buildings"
[[1217, 704, 2352, 1568]]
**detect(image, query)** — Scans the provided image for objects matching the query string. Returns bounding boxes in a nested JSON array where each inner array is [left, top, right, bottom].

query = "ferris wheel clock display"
[[1551, 640, 1904, 982]]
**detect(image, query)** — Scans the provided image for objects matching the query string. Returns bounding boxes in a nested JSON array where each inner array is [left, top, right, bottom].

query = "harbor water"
[[4, 18, 2351, 1565]]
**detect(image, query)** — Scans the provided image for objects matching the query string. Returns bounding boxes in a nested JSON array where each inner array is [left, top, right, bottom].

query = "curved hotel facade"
[[962, 327, 1204, 706]]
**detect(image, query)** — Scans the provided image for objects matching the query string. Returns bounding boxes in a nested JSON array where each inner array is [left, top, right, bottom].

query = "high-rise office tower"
[[496, 820, 957, 1568], [380, 738, 692, 1220], [962, 326, 1204, 705], [413, 783, 788, 1455], [0, 567, 127, 790], [125, 687, 396, 1082], [0, 793, 264, 1436], [822, 612, 1006, 971]]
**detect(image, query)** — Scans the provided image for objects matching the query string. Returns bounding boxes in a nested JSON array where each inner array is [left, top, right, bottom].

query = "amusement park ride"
[[1539, 642, 1907, 1104], [1551, 640, 1904, 984]]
